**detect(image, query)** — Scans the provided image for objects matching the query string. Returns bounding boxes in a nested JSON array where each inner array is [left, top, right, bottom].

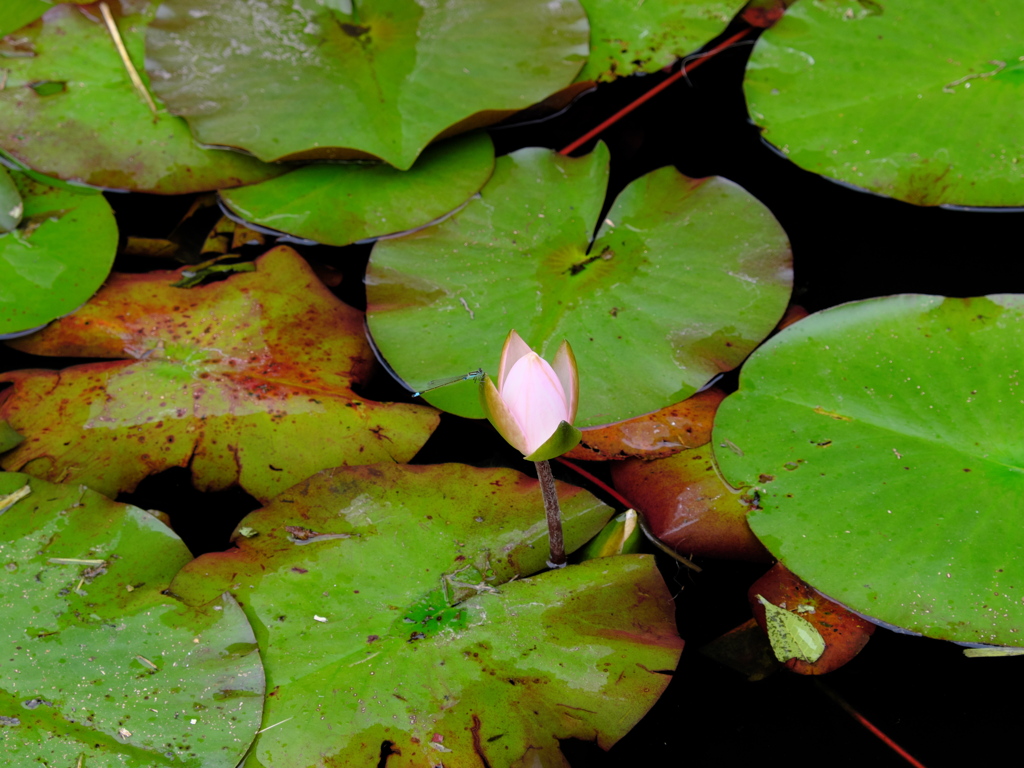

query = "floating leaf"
[[714, 294, 1024, 644], [575, 0, 740, 83], [0, 472, 264, 767], [566, 387, 725, 461], [611, 443, 770, 561], [367, 143, 792, 427], [1, 247, 439, 502], [170, 463, 682, 768], [755, 594, 826, 664], [220, 132, 495, 246], [744, 0, 1024, 206], [963, 647, 1024, 658], [0, 3, 282, 193], [146, 0, 589, 169], [749, 564, 875, 674], [0, 169, 117, 337]]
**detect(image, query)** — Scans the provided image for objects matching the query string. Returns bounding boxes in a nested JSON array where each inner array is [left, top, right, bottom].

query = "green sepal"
[[578, 509, 642, 560], [0, 166, 23, 233], [524, 420, 583, 462], [0, 420, 25, 453]]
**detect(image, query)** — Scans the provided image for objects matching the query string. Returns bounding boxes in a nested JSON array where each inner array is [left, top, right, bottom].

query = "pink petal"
[[551, 340, 579, 424], [500, 352, 570, 455], [480, 374, 530, 456], [498, 330, 534, 390]]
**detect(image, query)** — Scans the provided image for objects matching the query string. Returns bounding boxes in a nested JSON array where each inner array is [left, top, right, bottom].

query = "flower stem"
[[534, 459, 566, 567]]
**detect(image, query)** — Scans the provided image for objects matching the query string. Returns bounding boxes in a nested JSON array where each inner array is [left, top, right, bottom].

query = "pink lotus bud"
[[480, 330, 581, 461]]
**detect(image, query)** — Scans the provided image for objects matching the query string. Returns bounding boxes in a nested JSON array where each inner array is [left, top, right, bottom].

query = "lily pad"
[[0, 169, 117, 336], [0, 472, 264, 767], [713, 294, 1024, 645], [565, 387, 725, 461], [611, 445, 770, 562], [749, 564, 875, 675], [0, 0, 49, 37], [220, 132, 495, 246], [146, 0, 589, 169], [744, 0, 1024, 206], [576, 0, 740, 83], [170, 463, 682, 768], [1, 247, 439, 502], [366, 143, 792, 427], [0, 2, 282, 194]]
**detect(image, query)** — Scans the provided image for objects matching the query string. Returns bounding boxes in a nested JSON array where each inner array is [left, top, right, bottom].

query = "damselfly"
[[412, 369, 486, 397]]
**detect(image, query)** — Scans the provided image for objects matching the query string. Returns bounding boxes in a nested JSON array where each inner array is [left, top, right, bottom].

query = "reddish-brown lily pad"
[[612, 443, 770, 562], [565, 388, 726, 461], [749, 563, 876, 675], [0, 247, 439, 502]]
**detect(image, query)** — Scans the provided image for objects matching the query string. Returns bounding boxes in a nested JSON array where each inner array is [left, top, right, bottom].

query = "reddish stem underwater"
[[559, 26, 753, 156]]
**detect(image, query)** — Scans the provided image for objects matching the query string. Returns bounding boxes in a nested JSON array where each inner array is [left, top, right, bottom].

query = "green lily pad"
[[713, 294, 1024, 644], [366, 143, 792, 427], [744, 0, 1024, 206], [0, 0, 49, 37], [0, 3, 282, 194], [145, 0, 589, 169], [170, 463, 682, 768], [220, 132, 495, 246], [0, 247, 439, 502], [0, 472, 264, 767], [0, 169, 117, 336], [576, 0, 740, 83]]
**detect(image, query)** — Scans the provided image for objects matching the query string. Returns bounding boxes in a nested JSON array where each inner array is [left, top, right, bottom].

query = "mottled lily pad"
[[367, 143, 792, 427], [170, 463, 682, 768], [749, 564, 875, 675], [744, 0, 1024, 206], [0, 169, 117, 336], [220, 132, 495, 246], [714, 294, 1024, 644], [0, 472, 264, 767], [565, 388, 725, 461], [0, 3, 282, 193], [146, 0, 589, 168], [1, 247, 439, 502], [576, 0, 740, 83]]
